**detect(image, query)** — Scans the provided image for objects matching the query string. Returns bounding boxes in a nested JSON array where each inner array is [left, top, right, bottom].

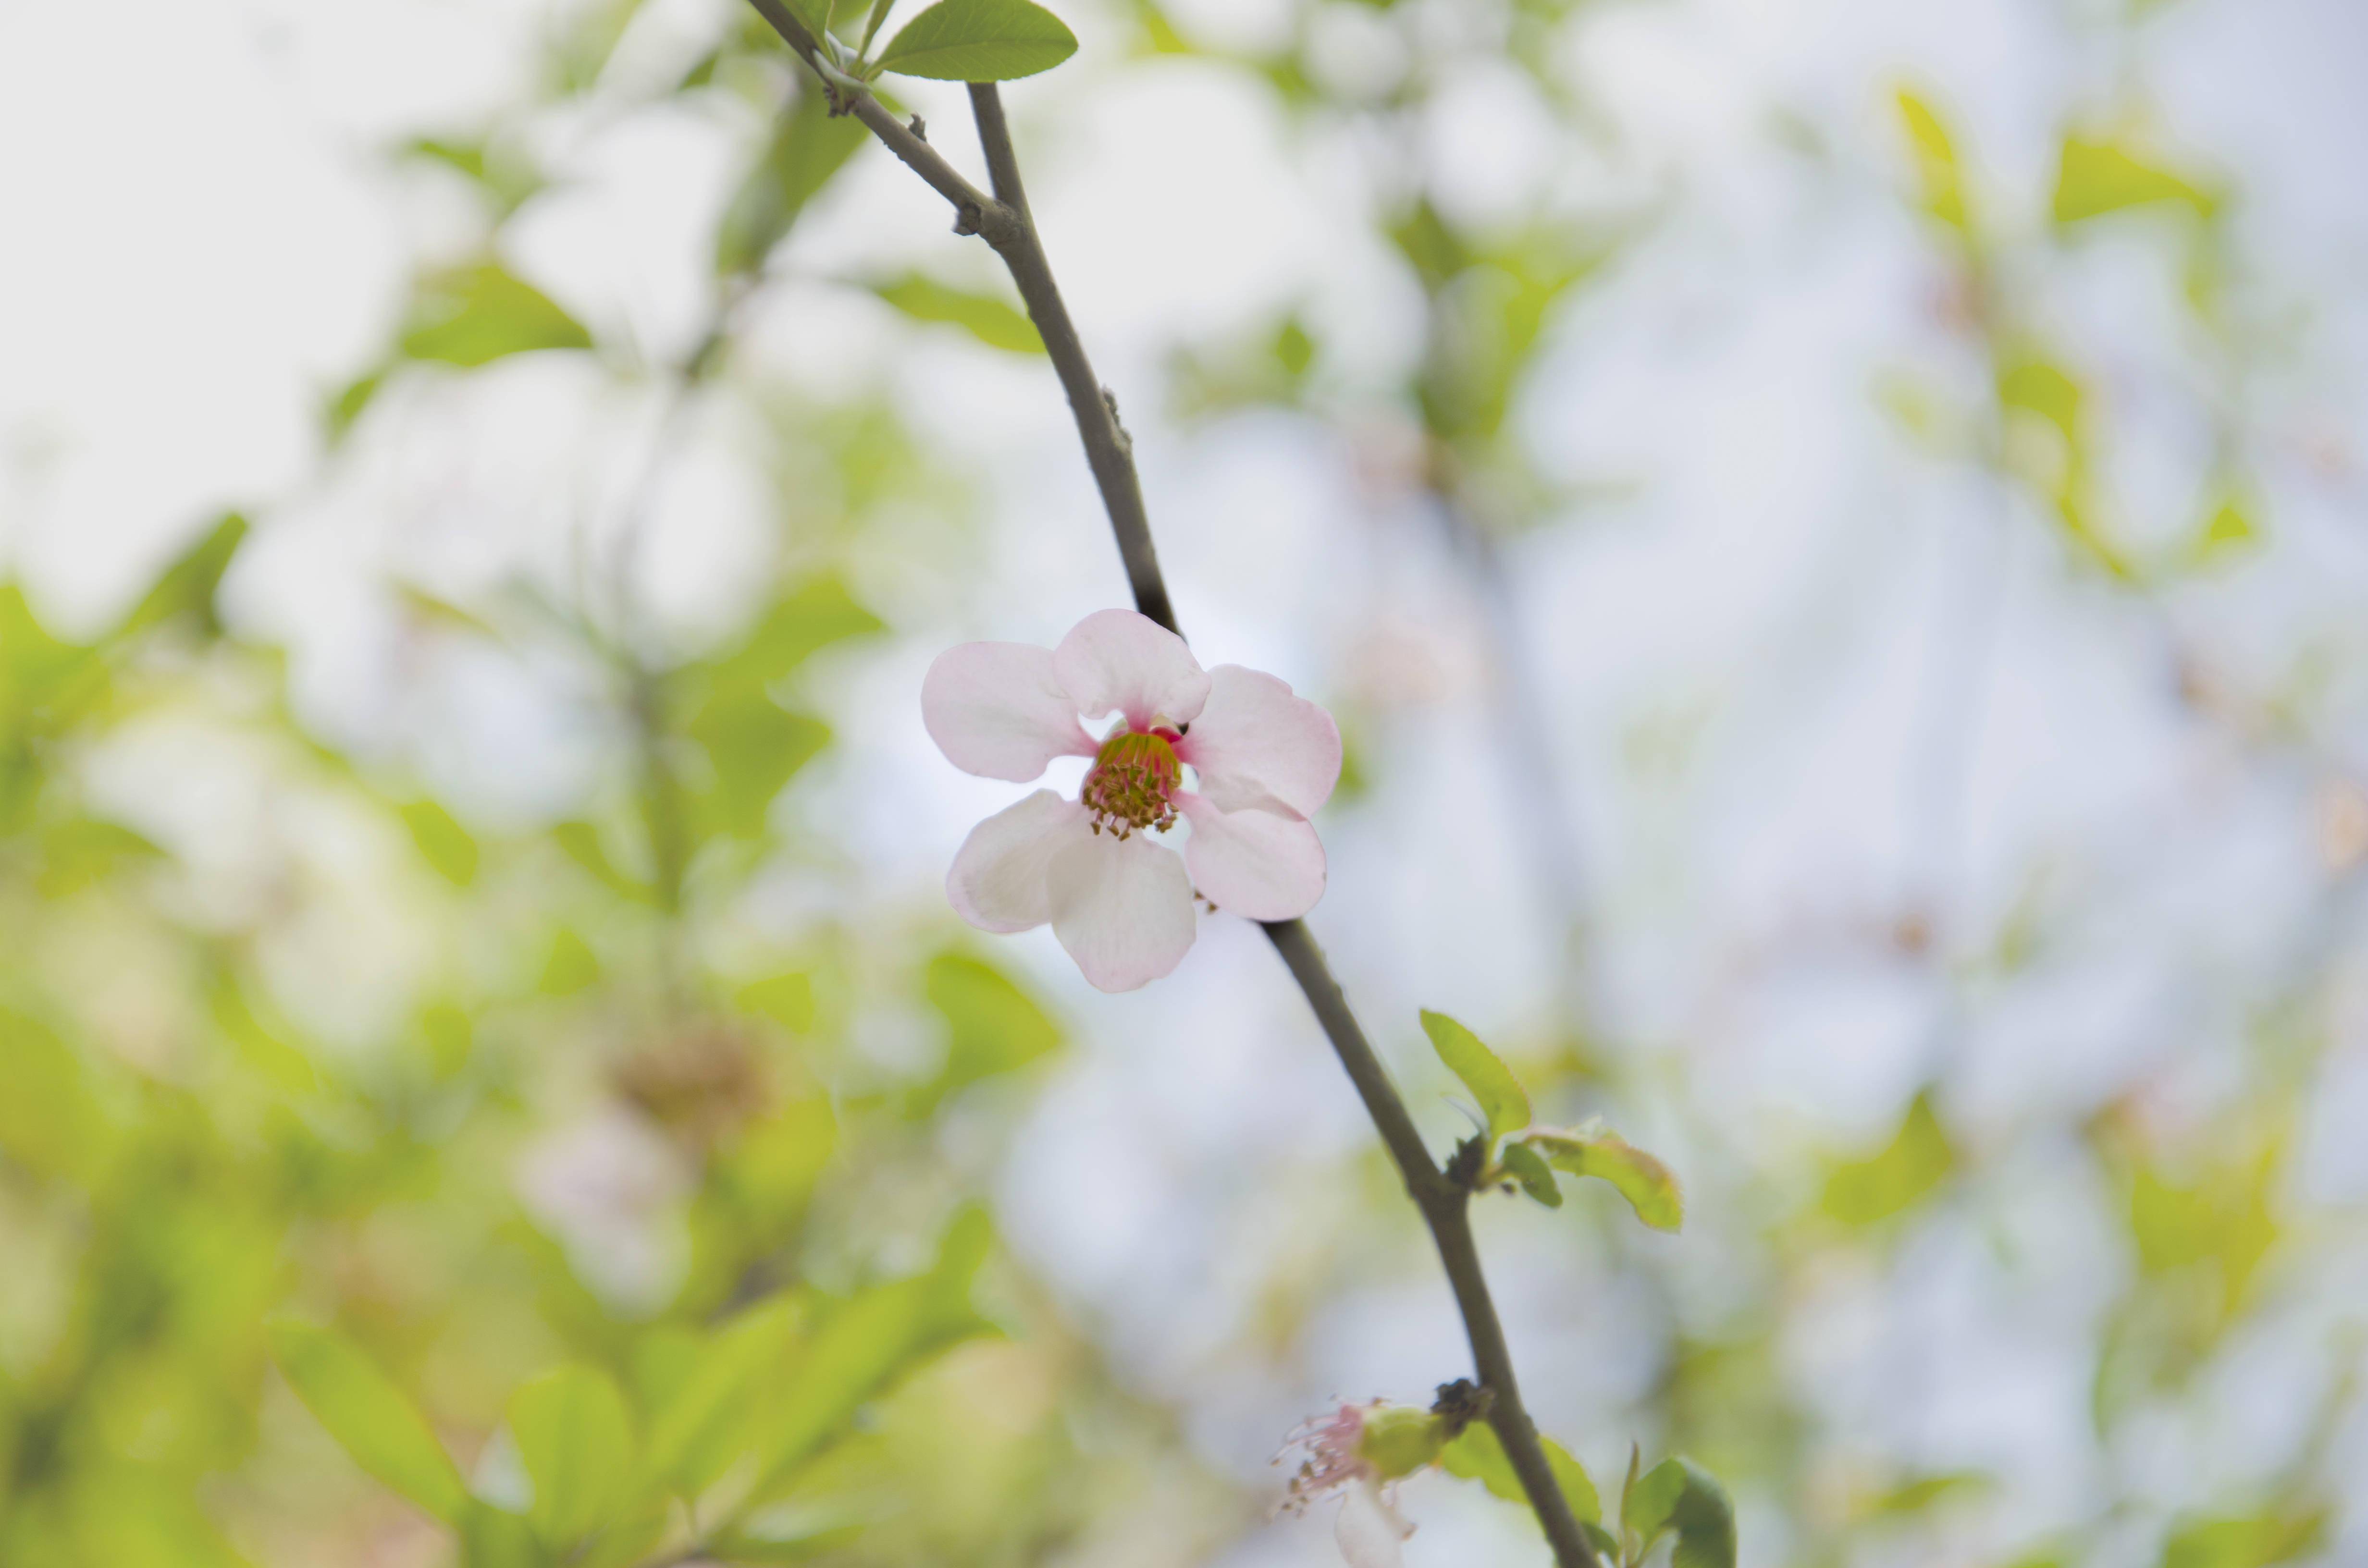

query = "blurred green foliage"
[[2, 0, 2354, 1565]]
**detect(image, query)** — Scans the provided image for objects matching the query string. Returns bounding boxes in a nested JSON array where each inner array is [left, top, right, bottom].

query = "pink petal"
[[1053, 609, 1211, 732], [923, 641, 1097, 782], [1176, 664, 1341, 816], [1180, 792, 1326, 921], [1046, 832, 1197, 992], [947, 790, 1090, 932], [1334, 1479, 1412, 1568]]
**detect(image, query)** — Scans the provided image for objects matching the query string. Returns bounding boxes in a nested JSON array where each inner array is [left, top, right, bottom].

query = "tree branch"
[[730, 19, 1598, 1559], [963, 84, 1174, 632]]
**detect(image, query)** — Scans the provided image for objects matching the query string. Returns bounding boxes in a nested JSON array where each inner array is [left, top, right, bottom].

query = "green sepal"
[[1356, 1405, 1448, 1481]]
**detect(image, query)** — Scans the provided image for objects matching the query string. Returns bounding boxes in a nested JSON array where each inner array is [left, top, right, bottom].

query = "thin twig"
[[728, 18, 1598, 1559], [964, 83, 1175, 631]]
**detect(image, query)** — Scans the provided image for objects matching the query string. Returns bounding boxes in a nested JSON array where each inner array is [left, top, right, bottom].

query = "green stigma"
[[1083, 730, 1182, 840]]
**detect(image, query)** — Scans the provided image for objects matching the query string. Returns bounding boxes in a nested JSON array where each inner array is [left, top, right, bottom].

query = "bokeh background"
[[4, 0, 2366, 1563]]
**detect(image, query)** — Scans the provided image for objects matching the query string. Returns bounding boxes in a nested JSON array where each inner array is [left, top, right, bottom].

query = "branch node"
[[1445, 1133, 1492, 1192], [1101, 385, 1134, 453], [1431, 1378, 1495, 1439]]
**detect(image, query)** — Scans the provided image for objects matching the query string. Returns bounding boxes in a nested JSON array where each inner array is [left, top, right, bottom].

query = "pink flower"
[[1276, 1401, 1428, 1568], [923, 608, 1341, 992]]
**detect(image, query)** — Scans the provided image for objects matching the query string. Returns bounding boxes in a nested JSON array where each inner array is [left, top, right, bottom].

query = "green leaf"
[[2054, 132, 2217, 226], [746, 1205, 994, 1491], [1625, 1457, 1736, 1568], [1859, 1471, 1992, 1519], [209, 972, 321, 1094], [688, 693, 831, 838], [268, 1320, 469, 1523], [2161, 1507, 2326, 1568], [703, 576, 887, 695], [0, 1007, 114, 1185], [1440, 1422, 1600, 1524], [1893, 87, 1971, 236], [1820, 1089, 1954, 1228], [870, 274, 1043, 353], [35, 815, 165, 898], [400, 799, 480, 886], [782, 0, 835, 39], [916, 950, 1061, 1113], [642, 1296, 806, 1492], [552, 821, 653, 905], [1419, 1009, 1530, 1140], [1498, 1138, 1562, 1208], [458, 1500, 543, 1568], [400, 262, 593, 368], [1525, 1126, 1684, 1232], [115, 513, 247, 641], [739, 971, 817, 1032], [2182, 486, 2261, 570], [716, 81, 869, 277], [509, 1365, 635, 1546], [874, 0, 1077, 81], [538, 926, 604, 996]]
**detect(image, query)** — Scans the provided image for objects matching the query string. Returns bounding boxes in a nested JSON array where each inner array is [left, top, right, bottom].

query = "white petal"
[[1335, 1480, 1413, 1568], [946, 790, 1090, 932], [923, 641, 1096, 782], [1046, 831, 1197, 992], [1180, 792, 1326, 921], [1178, 664, 1341, 816], [1053, 609, 1211, 732]]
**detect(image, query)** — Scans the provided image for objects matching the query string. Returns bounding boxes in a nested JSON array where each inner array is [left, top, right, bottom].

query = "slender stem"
[[729, 23, 1597, 1559], [964, 84, 1175, 632]]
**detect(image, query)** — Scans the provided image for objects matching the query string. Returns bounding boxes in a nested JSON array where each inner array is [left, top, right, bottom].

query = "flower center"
[[1082, 729, 1181, 840]]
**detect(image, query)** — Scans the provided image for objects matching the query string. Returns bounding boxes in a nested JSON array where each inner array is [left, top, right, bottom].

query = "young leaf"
[[871, 274, 1044, 354], [715, 81, 869, 277], [2053, 133, 2218, 226], [1892, 86, 1970, 236], [400, 262, 592, 368], [114, 513, 247, 641], [1820, 1089, 1953, 1228], [458, 1500, 543, 1568], [1524, 1127, 1683, 1232], [399, 799, 480, 887], [1419, 1009, 1530, 1140], [916, 949, 1061, 1113], [642, 1297, 806, 1493], [747, 1205, 995, 1490], [1440, 1422, 1601, 1523], [1623, 1457, 1736, 1568], [783, 0, 835, 40], [874, 0, 1077, 82], [267, 1321, 469, 1523], [1498, 1138, 1563, 1208], [508, 1364, 635, 1546]]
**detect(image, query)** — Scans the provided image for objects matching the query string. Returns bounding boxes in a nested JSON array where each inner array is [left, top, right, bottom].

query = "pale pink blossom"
[[923, 609, 1340, 992], [1275, 1402, 1420, 1568]]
